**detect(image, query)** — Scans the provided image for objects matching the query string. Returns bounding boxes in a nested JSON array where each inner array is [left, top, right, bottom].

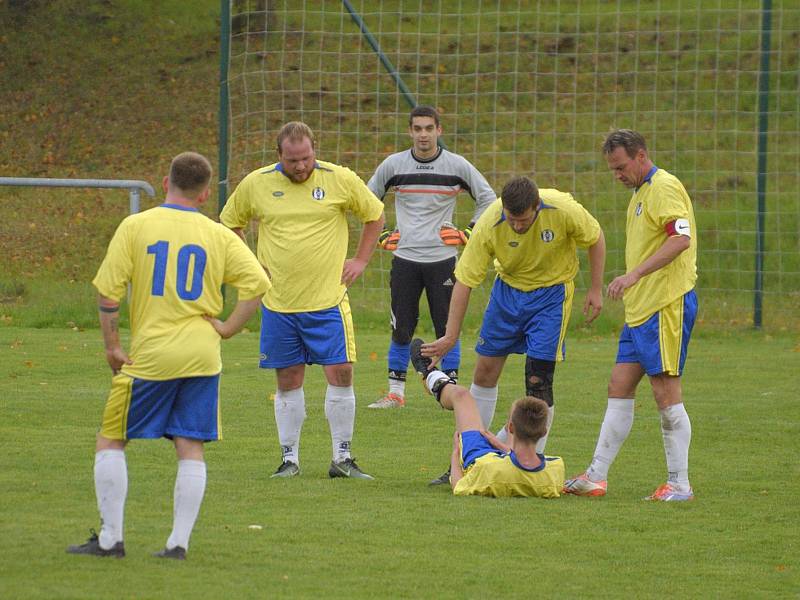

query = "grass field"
[[1, 2, 798, 597], [1, 326, 798, 598]]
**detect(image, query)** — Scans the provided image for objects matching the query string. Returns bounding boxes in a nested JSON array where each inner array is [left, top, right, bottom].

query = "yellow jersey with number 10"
[[92, 204, 270, 380]]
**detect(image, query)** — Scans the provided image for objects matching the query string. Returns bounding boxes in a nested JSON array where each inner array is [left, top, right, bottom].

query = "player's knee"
[[391, 329, 413, 345], [526, 357, 555, 407]]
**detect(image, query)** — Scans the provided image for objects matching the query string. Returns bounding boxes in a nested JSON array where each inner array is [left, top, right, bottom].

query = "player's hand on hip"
[[341, 258, 367, 287], [106, 346, 132, 375], [204, 315, 232, 339], [582, 287, 603, 323]]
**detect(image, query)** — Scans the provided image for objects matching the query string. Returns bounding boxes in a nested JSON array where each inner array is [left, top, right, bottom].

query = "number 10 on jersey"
[[147, 241, 207, 300]]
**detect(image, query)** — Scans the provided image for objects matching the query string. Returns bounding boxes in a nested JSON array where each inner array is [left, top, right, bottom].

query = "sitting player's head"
[[167, 152, 212, 202], [508, 396, 549, 445]]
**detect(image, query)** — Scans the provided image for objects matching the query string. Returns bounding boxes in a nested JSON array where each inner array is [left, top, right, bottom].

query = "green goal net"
[[220, 1, 799, 331]]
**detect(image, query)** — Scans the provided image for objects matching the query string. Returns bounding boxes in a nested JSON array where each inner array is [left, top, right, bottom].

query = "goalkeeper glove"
[[378, 228, 400, 251], [440, 222, 469, 246]]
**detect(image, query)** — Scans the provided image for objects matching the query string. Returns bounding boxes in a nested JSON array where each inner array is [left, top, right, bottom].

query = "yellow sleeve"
[[564, 199, 601, 248], [92, 219, 134, 301], [344, 167, 385, 223], [219, 175, 254, 229], [649, 179, 691, 228], [222, 228, 271, 300], [454, 218, 495, 288]]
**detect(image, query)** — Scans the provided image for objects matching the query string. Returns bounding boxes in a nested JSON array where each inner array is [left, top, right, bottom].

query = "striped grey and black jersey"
[[368, 147, 496, 263]]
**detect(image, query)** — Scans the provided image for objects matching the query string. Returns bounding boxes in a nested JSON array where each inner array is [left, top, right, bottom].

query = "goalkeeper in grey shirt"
[[367, 106, 495, 419]]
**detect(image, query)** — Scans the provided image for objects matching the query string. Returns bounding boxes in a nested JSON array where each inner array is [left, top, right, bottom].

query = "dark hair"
[[169, 152, 212, 196], [500, 176, 539, 216], [510, 396, 549, 444], [409, 105, 440, 127], [602, 129, 648, 158], [277, 121, 316, 153]]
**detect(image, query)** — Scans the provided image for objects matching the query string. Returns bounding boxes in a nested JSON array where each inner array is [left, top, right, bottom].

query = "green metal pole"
[[218, 0, 231, 216], [754, 0, 772, 328], [341, 0, 417, 111]]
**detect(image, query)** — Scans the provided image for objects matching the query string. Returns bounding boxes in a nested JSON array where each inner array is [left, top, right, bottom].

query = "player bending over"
[[410, 339, 564, 498]]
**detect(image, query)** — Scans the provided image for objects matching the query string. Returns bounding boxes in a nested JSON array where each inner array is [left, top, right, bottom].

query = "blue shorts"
[[459, 430, 502, 470], [259, 297, 356, 369], [475, 278, 574, 361], [100, 373, 221, 441], [616, 289, 698, 376]]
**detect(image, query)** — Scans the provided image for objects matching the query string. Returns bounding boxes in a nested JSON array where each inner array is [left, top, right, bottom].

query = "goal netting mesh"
[[223, 1, 799, 331]]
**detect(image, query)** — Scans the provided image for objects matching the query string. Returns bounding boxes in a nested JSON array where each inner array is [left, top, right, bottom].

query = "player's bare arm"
[[481, 429, 512, 454], [204, 296, 264, 339], [422, 281, 471, 363], [607, 234, 691, 300], [583, 229, 606, 323], [97, 293, 132, 374], [342, 214, 385, 286]]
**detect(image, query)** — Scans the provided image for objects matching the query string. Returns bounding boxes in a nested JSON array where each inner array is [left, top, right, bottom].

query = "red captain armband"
[[665, 218, 691, 238]]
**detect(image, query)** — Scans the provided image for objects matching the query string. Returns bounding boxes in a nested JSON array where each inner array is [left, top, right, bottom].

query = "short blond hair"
[[277, 121, 316, 154]]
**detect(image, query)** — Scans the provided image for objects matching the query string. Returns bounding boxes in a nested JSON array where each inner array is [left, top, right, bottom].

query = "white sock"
[[425, 369, 450, 395], [494, 425, 509, 443], [586, 398, 635, 482], [660, 403, 692, 492], [388, 378, 405, 397], [166, 460, 207, 551], [325, 384, 355, 462], [470, 383, 498, 429], [274, 387, 306, 465], [94, 449, 127, 549], [535, 406, 555, 454]]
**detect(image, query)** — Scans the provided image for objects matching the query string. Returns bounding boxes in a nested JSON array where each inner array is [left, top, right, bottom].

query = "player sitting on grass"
[[409, 339, 564, 498]]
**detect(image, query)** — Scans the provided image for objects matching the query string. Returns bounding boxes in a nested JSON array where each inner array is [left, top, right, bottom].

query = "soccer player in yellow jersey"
[[564, 129, 698, 502], [423, 176, 605, 483], [410, 340, 564, 498], [220, 122, 385, 479], [67, 153, 270, 560]]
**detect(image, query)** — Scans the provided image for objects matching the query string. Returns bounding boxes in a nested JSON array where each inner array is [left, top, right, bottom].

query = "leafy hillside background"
[[1, 0, 797, 333]]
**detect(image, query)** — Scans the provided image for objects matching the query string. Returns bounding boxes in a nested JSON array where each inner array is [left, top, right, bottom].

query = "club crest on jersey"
[[541, 229, 555, 242], [311, 187, 325, 200], [635, 202, 643, 216]]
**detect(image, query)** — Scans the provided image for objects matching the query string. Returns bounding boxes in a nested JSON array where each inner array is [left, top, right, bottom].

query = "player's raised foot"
[[270, 460, 300, 478], [563, 472, 607, 497], [66, 529, 125, 558], [367, 392, 405, 409], [409, 338, 433, 376], [428, 467, 451, 486], [329, 457, 374, 480], [153, 546, 187, 560], [644, 483, 694, 502]]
